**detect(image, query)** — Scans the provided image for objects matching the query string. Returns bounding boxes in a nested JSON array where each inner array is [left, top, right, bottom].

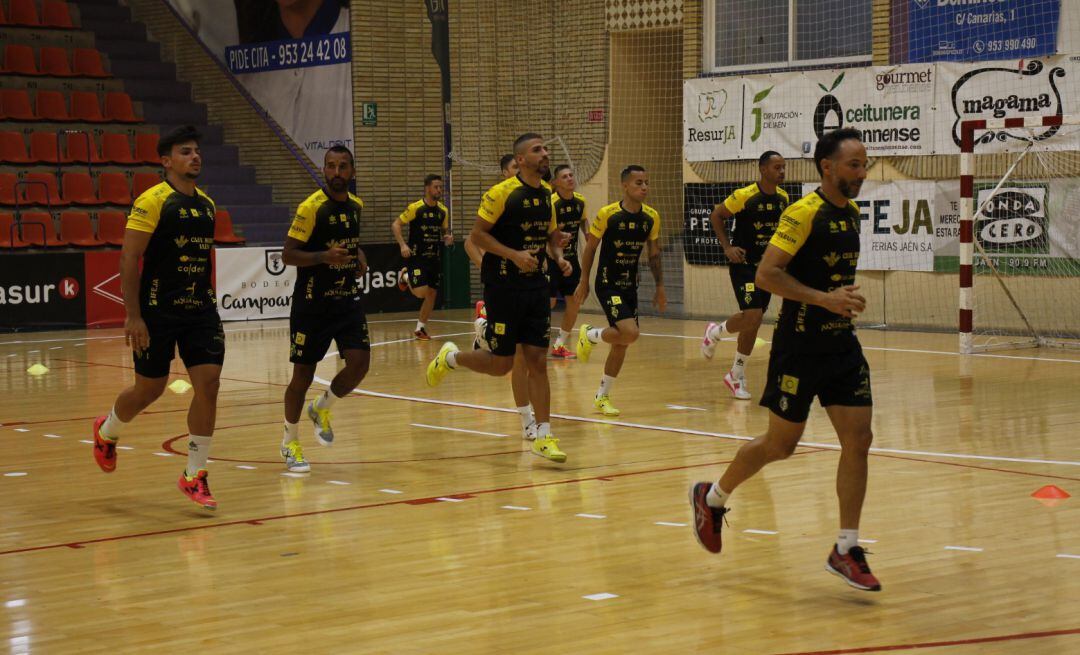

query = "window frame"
[[702, 0, 872, 75]]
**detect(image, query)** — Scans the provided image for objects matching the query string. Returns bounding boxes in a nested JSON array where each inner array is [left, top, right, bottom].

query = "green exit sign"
[[361, 101, 377, 126]]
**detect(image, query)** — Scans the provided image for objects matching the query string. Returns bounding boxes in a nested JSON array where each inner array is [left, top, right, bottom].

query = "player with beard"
[[690, 129, 882, 592], [700, 151, 789, 399], [426, 134, 572, 463], [90, 125, 225, 510], [278, 145, 370, 472]]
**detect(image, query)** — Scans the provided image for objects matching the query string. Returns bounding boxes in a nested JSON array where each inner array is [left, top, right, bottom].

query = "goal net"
[[959, 116, 1080, 353]]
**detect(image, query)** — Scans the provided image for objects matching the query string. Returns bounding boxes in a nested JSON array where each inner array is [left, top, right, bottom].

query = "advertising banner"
[[215, 246, 295, 321], [359, 243, 423, 314], [84, 250, 125, 328], [0, 253, 86, 330], [935, 56, 1080, 154], [801, 182, 938, 272], [683, 183, 803, 266], [907, 0, 1061, 63], [165, 0, 353, 164]]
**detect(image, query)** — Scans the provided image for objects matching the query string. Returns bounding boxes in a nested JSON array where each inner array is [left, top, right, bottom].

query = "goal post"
[[959, 115, 1080, 354]]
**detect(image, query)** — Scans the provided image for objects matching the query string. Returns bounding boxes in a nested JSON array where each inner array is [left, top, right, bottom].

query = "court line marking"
[[655, 521, 686, 527], [1056, 553, 1080, 559], [582, 593, 618, 601], [944, 545, 984, 552], [317, 384, 1080, 468], [743, 529, 779, 535], [379, 489, 403, 494], [327, 480, 350, 485], [576, 513, 606, 519], [501, 505, 531, 511], [410, 423, 507, 438], [435, 497, 465, 503], [773, 626, 1080, 655]]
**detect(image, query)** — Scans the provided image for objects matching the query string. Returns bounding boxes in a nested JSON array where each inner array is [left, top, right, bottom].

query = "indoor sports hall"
[[1, 1, 1078, 653]]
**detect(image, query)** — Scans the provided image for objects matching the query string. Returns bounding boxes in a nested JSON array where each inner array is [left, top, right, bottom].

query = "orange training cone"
[[1032, 485, 1070, 507]]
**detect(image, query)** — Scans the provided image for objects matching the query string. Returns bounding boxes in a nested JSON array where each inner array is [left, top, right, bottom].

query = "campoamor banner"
[[166, 0, 353, 164], [215, 247, 296, 321], [685, 56, 1080, 161]]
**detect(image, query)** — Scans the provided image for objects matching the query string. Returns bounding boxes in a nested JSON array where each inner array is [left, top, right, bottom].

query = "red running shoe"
[[178, 469, 218, 510], [475, 300, 486, 320], [92, 415, 117, 473], [414, 327, 431, 341], [825, 545, 882, 591], [688, 482, 729, 553], [550, 345, 576, 359], [397, 267, 410, 291]]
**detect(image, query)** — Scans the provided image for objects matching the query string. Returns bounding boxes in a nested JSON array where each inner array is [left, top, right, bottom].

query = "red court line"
[[872, 452, 1080, 483], [774, 626, 1080, 655], [0, 450, 824, 557]]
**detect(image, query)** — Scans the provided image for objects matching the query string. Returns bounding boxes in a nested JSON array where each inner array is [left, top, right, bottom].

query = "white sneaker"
[[473, 317, 489, 351], [701, 322, 719, 360], [723, 371, 751, 400], [522, 421, 537, 441]]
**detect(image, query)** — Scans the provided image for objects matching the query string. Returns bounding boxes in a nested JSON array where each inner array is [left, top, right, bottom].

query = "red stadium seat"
[[0, 132, 32, 164], [0, 174, 17, 205], [18, 211, 68, 247], [134, 133, 160, 163], [213, 208, 246, 245], [103, 92, 139, 122], [61, 172, 104, 205], [72, 48, 109, 78], [2, 89, 37, 120], [42, 1, 75, 28], [0, 3, 8, 26], [96, 210, 127, 245], [35, 90, 70, 121], [97, 173, 131, 205], [63, 131, 102, 163], [4, 44, 40, 76], [131, 172, 160, 197], [10, 0, 41, 26], [60, 211, 106, 246], [101, 133, 137, 164], [29, 132, 63, 164], [40, 47, 75, 77], [71, 91, 106, 123], [22, 172, 66, 206], [0, 213, 32, 249]]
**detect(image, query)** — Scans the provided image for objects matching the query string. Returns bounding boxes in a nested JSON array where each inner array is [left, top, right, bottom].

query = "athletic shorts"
[[134, 311, 225, 378], [759, 347, 872, 423], [729, 263, 771, 311], [549, 257, 582, 298], [482, 285, 550, 357], [290, 304, 370, 365], [595, 286, 638, 327], [408, 258, 441, 290]]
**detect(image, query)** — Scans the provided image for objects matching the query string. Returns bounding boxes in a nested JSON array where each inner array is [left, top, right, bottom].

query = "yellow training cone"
[[168, 379, 193, 394], [754, 337, 768, 348], [26, 364, 49, 376]]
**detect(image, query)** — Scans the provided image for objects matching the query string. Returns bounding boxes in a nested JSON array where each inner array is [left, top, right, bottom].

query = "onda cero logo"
[[975, 186, 1049, 254]]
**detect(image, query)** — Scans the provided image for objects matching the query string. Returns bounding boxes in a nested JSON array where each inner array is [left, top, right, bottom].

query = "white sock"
[[837, 529, 859, 555], [517, 405, 534, 430], [186, 434, 212, 476], [99, 407, 126, 441], [315, 390, 338, 410], [707, 322, 724, 341], [596, 374, 616, 398], [536, 422, 551, 439], [445, 349, 458, 368], [555, 328, 569, 348], [587, 327, 603, 343], [282, 421, 299, 447], [416, 320, 426, 331], [731, 351, 750, 379], [706, 482, 729, 509]]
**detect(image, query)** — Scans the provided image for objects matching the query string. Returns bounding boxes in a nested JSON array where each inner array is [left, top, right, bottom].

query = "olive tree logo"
[[813, 72, 845, 138], [749, 86, 774, 142]]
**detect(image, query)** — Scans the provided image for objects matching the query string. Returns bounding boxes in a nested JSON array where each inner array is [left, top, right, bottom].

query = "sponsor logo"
[[59, 277, 79, 299], [780, 374, 799, 394], [265, 249, 286, 275], [814, 71, 923, 146], [949, 60, 1064, 148], [697, 89, 728, 121], [220, 294, 292, 313], [974, 185, 1048, 253]]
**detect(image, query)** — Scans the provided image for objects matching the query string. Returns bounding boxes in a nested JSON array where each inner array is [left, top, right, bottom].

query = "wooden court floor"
[[1, 310, 1078, 654]]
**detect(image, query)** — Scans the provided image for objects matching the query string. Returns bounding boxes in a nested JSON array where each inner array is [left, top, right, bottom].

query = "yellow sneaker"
[[280, 440, 311, 472], [577, 324, 594, 363], [426, 341, 459, 387], [594, 395, 620, 416], [307, 402, 335, 446], [531, 435, 566, 463]]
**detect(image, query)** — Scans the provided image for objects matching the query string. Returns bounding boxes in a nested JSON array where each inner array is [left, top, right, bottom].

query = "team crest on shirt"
[[174, 236, 189, 248], [179, 208, 189, 218], [823, 252, 841, 267]]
